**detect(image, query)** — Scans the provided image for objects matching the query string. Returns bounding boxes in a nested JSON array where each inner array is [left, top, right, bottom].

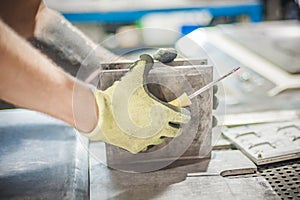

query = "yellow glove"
[[83, 54, 191, 154]]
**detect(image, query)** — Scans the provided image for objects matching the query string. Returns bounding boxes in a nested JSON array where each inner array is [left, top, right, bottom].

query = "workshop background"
[[0, 0, 300, 200]]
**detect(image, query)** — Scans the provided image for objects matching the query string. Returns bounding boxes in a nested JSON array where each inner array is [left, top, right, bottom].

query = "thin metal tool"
[[189, 67, 240, 99]]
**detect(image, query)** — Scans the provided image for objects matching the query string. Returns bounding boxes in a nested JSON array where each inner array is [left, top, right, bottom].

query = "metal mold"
[[93, 59, 213, 172]]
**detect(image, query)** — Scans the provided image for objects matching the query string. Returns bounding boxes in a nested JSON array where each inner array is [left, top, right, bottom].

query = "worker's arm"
[[1, 0, 122, 79], [0, 19, 191, 154], [0, 19, 98, 133], [33, 2, 122, 74]]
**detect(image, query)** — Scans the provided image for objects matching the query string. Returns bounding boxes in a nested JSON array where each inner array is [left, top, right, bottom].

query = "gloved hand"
[[212, 85, 219, 128], [82, 54, 191, 154]]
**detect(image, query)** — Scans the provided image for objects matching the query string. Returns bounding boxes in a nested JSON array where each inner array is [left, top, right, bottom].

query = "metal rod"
[[189, 67, 240, 99]]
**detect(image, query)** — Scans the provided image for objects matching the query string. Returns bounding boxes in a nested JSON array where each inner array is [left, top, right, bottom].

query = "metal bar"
[[189, 67, 240, 99]]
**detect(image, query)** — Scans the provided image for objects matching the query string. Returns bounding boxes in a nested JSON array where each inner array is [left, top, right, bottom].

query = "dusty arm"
[[33, 3, 121, 77], [0, 19, 98, 133]]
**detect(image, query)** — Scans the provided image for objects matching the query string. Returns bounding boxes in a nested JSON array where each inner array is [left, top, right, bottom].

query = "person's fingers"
[[129, 136, 164, 154], [213, 95, 219, 110], [167, 107, 191, 125], [212, 115, 218, 128], [117, 54, 153, 87], [168, 93, 192, 107], [213, 85, 218, 94], [153, 48, 177, 63], [161, 125, 184, 138]]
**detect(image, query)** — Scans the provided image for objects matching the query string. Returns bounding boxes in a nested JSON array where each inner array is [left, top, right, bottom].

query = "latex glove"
[[82, 54, 191, 154]]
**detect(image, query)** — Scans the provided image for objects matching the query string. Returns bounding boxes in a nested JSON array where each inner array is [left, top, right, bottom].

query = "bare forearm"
[[0, 19, 97, 132]]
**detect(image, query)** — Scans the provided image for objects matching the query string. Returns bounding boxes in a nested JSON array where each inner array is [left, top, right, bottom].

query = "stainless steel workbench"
[[0, 110, 89, 199]]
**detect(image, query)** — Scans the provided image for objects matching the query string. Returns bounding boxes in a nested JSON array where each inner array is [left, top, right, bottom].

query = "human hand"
[[82, 54, 191, 153]]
